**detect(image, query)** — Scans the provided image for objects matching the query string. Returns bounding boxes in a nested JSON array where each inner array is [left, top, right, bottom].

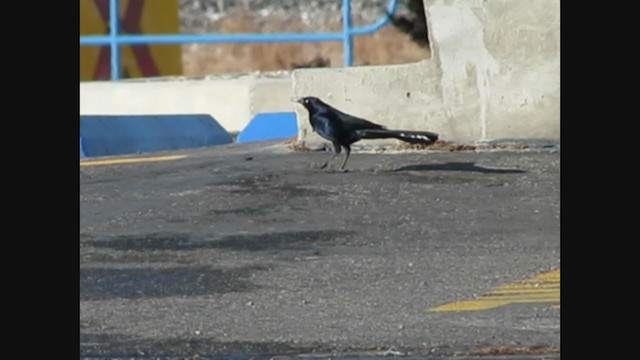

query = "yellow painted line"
[[487, 288, 558, 295], [531, 269, 560, 281], [428, 268, 560, 312], [80, 154, 186, 167], [494, 283, 559, 290], [482, 292, 559, 299]]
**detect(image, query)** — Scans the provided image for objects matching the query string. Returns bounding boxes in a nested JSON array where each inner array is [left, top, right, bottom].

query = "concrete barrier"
[[236, 112, 298, 143], [80, 114, 232, 157], [291, 0, 560, 146], [79, 0, 559, 148], [80, 72, 295, 134]]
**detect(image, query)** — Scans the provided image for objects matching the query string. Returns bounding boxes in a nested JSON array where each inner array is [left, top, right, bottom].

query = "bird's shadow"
[[393, 162, 526, 174]]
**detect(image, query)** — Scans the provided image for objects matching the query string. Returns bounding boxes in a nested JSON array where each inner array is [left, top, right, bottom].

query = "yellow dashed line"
[[428, 268, 560, 312], [80, 154, 186, 167]]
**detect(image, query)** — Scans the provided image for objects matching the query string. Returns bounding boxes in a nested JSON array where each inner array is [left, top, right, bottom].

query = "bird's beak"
[[291, 97, 303, 103]]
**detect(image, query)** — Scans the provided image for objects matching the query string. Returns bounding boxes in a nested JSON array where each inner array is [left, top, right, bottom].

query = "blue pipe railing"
[[80, 0, 399, 80]]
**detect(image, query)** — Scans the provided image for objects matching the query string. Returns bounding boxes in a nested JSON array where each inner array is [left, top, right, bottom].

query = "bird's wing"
[[337, 112, 386, 132]]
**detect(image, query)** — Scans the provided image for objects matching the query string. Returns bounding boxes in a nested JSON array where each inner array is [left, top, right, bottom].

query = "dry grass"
[[466, 345, 560, 356], [397, 140, 479, 152], [286, 138, 536, 153], [396, 140, 533, 152], [181, 10, 430, 76]]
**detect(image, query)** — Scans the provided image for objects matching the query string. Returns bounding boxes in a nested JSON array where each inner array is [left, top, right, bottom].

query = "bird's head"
[[292, 96, 323, 111]]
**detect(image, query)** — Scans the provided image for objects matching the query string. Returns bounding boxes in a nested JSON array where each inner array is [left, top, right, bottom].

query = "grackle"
[[293, 96, 439, 171]]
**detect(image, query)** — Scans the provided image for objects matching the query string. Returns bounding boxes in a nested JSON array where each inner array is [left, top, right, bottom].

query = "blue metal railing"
[[80, 0, 399, 80]]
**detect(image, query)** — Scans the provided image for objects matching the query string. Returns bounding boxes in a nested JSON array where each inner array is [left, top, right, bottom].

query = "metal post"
[[109, 0, 121, 80], [342, 0, 353, 67]]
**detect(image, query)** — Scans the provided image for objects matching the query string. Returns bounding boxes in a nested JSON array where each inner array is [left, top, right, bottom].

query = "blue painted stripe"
[[237, 112, 298, 143], [80, 114, 232, 157], [80, 137, 86, 158]]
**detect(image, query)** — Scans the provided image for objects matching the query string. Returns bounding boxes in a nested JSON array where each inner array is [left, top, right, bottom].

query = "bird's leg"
[[319, 142, 342, 169], [339, 145, 351, 171], [319, 153, 338, 169]]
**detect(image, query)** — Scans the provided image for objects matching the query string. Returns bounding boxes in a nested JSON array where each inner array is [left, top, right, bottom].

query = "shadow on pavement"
[[80, 265, 267, 300], [393, 162, 526, 174]]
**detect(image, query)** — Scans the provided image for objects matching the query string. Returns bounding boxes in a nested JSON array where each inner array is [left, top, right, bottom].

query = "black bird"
[[293, 96, 439, 171]]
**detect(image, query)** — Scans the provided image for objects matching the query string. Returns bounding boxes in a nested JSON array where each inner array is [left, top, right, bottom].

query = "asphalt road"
[[80, 140, 560, 359]]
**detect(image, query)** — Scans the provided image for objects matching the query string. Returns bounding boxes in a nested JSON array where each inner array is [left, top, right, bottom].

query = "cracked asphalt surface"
[[80, 140, 560, 359]]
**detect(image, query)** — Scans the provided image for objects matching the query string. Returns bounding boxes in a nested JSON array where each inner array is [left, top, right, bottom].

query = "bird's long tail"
[[356, 129, 439, 144]]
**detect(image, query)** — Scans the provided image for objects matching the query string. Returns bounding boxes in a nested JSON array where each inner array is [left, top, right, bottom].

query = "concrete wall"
[[80, 72, 295, 134], [292, 0, 560, 146]]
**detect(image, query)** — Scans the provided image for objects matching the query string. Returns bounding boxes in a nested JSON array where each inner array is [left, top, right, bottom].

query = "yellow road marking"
[[428, 268, 560, 312], [80, 154, 186, 167]]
